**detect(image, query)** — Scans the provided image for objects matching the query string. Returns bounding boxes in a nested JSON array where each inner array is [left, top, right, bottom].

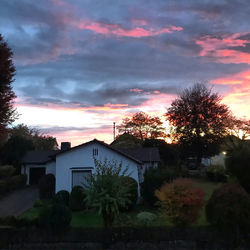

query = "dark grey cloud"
[[1, 0, 250, 110]]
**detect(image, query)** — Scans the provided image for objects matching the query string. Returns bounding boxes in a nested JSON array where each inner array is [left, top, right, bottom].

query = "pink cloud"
[[196, 32, 250, 64], [130, 88, 143, 93], [212, 70, 250, 119], [75, 20, 183, 38], [132, 19, 148, 26]]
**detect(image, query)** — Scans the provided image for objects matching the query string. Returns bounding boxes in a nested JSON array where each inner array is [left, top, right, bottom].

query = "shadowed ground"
[[0, 186, 39, 217]]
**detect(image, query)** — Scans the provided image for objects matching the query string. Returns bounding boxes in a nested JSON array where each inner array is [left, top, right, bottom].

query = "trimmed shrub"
[[136, 211, 157, 226], [155, 178, 205, 226], [33, 199, 43, 208], [38, 203, 72, 229], [206, 184, 250, 231], [38, 174, 55, 199], [205, 164, 227, 182], [0, 216, 34, 228], [0, 175, 26, 195], [141, 167, 178, 206], [120, 176, 138, 211], [55, 190, 70, 206], [7, 175, 27, 190], [225, 145, 250, 193], [69, 186, 86, 211], [0, 165, 15, 179]]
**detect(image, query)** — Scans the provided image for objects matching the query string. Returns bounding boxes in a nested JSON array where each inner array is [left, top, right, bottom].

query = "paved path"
[[0, 186, 39, 217]]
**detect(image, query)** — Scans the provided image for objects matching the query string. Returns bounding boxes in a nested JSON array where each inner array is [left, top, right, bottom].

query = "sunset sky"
[[1, 0, 250, 146]]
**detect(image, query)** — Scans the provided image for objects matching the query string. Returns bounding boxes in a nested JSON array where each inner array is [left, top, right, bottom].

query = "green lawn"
[[21, 178, 221, 228]]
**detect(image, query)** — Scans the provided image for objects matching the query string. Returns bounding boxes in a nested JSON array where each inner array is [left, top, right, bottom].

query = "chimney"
[[61, 142, 71, 151]]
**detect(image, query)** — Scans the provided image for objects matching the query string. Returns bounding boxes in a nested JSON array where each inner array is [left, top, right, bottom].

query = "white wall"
[[55, 142, 140, 196], [46, 161, 56, 175]]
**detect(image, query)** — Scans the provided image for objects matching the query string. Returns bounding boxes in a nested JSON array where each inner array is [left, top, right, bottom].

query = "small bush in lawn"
[[136, 211, 157, 226], [155, 178, 205, 226], [38, 174, 55, 199], [69, 186, 86, 211], [38, 203, 72, 229], [0, 216, 34, 228], [33, 199, 43, 208], [120, 176, 138, 211], [0, 165, 15, 179], [205, 164, 227, 182], [141, 167, 178, 206], [206, 184, 250, 231], [54, 190, 70, 206]]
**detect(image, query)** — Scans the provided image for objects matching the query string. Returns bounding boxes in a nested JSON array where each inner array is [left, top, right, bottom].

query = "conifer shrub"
[[141, 167, 178, 206], [120, 176, 138, 211], [55, 190, 70, 206], [225, 145, 250, 193], [38, 174, 55, 199], [206, 184, 250, 230], [38, 203, 72, 229], [155, 178, 205, 225], [69, 186, 86, 211]]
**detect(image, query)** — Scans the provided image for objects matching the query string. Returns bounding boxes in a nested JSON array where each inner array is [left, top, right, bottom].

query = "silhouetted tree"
[[111, 133, 142, 148], [118, 112, 166, 140], [228, 116, 250, 140], [1, 124, 58, 168], [166, 83, 231, 166], [0, 34, 17, 141]]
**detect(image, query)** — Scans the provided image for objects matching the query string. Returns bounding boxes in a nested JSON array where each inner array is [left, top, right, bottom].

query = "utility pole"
[[113, 122, 116, 141]]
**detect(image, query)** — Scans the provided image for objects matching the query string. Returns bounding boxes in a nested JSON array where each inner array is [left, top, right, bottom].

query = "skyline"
[[1, 0, 250, 146]]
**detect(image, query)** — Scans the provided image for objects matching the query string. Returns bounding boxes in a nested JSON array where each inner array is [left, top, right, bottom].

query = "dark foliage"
[[38, 203, 72, 229], [0, 34, 17, 141], [206, 184, 250, 231], [143, 138, 179, 166], [38, 174, 55, 199], [225, 144, 250, 193], [0, 135, 34, 168], [54, 190, 70, 206], [120, 176, 138, 211], [205, 165, 227, 182], [69, 186, 86, 211], [141, 167, 178, 206], [0, 215, 34, 228], [0, 174, 26, 195]]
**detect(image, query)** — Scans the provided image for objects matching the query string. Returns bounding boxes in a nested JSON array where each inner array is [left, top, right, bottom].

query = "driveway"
[[0, 186, 39, 217]]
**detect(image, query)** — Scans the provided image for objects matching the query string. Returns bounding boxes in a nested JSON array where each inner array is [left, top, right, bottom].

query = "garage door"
[[29, 167, 45, 185], [72, 170, 91, 188]]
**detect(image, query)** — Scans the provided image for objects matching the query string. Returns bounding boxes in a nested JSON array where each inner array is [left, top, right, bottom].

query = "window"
[[72, 170, 91, 188], [93, 148, 98, 156]]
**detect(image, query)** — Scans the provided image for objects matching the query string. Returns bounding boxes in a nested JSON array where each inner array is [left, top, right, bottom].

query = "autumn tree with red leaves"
[[166, 83, 231, 166], [0, 34, 17, 141], [118, 112, 166, 140]]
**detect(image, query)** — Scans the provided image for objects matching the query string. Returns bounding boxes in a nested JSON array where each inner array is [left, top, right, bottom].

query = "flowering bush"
[[155, 178, 205, 225]]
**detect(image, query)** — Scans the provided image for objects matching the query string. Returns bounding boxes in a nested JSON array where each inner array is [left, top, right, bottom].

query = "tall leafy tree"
[[0, 34, 17, 140], [166, 83, 231, 166], [118, 112, 166, 140]]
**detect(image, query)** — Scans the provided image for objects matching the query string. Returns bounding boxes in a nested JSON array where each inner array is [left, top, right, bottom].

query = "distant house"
[[21, 139, 160, 195]]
